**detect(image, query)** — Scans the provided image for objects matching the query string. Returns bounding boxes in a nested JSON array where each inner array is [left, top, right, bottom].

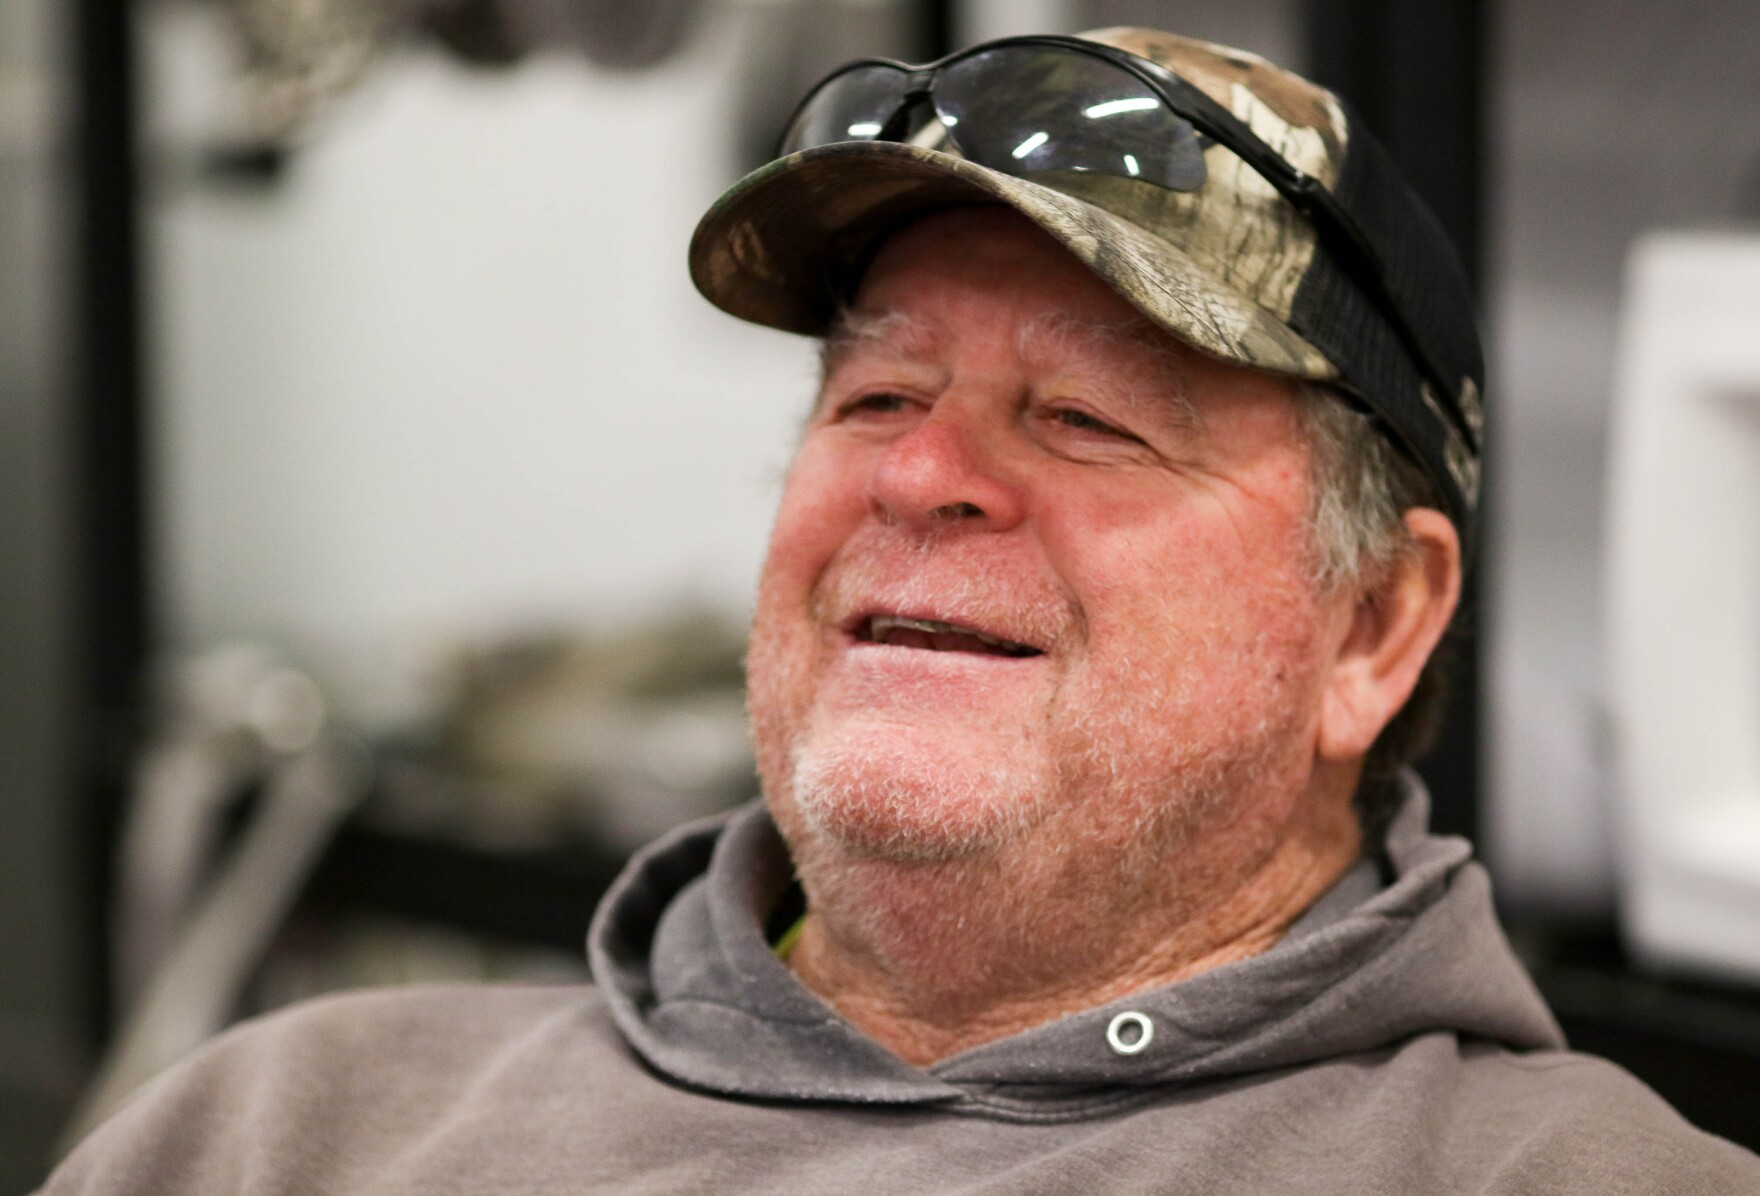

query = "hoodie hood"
[[589, 778, 1562, 1108]]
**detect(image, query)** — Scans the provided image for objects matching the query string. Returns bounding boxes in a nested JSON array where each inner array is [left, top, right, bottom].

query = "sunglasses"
[[778, 35, 1473, 450]]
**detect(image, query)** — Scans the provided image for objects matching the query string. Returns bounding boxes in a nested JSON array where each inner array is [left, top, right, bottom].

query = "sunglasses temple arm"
[[1147, 69, 1471, 443], [1284, 178, 1471, 443]]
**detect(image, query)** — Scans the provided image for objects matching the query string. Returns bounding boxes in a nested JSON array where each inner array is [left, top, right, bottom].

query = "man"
[[41, 26, 1760, 1194]]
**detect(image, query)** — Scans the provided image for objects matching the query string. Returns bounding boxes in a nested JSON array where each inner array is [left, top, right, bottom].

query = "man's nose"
[[865, 400, 1027, 532]]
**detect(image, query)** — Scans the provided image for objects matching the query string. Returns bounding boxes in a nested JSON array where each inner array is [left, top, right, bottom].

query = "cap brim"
[[688, 140, 1336, 381]]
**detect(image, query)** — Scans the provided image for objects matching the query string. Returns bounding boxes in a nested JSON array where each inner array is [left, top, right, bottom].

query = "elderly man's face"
[[746, 207, 1352, 870]]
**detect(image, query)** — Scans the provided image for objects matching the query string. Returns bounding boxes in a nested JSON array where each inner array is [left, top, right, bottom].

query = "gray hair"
[[1296, 383, 1451, 841]]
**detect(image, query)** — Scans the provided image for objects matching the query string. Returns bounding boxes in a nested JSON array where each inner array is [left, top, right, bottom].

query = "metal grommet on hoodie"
[[1106, 1011, 1154, 1056]]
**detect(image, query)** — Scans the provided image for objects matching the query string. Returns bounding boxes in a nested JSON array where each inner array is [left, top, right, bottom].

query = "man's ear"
[[1317, 509, 1462, 763]]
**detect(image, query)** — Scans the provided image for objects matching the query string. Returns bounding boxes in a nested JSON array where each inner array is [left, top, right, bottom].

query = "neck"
[[782, 763, 1363, 1066]]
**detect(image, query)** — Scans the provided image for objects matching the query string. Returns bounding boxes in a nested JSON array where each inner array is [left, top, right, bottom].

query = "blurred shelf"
[[299, 819, 630, 955]]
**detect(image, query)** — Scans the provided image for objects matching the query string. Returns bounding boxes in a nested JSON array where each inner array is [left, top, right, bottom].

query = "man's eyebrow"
[[1018, 313, 1202, 429], [817, 307, 1202, 429], [819, 308, 944, 381]]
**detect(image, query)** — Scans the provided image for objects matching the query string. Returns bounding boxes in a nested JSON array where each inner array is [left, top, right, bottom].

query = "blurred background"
[[6, 0, 1760, 1185]]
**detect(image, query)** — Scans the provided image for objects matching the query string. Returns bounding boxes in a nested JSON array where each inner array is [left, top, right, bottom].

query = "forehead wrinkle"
[[1016, 313, 1202, 430]]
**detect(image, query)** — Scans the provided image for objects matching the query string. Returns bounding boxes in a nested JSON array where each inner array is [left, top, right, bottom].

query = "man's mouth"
[[853, 614, 1043, 658]]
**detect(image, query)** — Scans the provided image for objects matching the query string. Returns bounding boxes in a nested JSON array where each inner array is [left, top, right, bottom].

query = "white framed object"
[[1606, 230, 1760, 982]]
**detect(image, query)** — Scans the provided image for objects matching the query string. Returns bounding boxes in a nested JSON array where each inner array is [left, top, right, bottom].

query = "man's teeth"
[[865, 615, 1037, 656]]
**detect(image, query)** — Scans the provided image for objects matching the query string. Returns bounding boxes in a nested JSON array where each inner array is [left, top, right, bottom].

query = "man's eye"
[[1051, 407, 1140, 442], [836, 392, 911, 418]]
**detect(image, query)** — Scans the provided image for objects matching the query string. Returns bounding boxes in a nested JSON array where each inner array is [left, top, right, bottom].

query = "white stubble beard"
[[785, 719, 1052, 863], [746, 530, 1325, 900], [746, 539, 1063, 865], [746, 569, 1323, 886], [747, 549, 1332, 1000]]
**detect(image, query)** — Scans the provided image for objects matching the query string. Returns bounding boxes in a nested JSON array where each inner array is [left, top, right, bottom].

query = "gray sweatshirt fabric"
[[41, 786, 1760, 1194]]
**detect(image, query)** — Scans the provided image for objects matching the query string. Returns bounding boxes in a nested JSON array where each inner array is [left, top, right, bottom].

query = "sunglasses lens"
[[780, 64, 909, 155], [936, 46, 1207, 192]]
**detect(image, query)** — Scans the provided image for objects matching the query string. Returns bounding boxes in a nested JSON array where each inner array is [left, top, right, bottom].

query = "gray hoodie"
[[41, 787, 1760, 1193]]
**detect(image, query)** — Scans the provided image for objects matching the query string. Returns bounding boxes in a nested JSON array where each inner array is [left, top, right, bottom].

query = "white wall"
[[148, 7, 815, 667]]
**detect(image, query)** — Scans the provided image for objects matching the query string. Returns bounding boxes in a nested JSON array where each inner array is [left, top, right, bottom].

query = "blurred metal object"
[[418, 0, 712, 69], [728, 0, 923, 175], [505, 0, 709, 70], [420, 609, 753, 852], [80, 609, 748, 1146], [178, 0, 712, 160], [225, 0, 416, 143], [112, 646, 328, 1011], [569, 0, 705, 70], [420, 0, 528, 66], [66, 726, 368, 1152], [77, 647, 366, 1151]]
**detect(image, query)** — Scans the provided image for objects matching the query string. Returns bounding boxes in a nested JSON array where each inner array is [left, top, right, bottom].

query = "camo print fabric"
[[689, 28, 1349, 378], [686, 26, 1483, 523], [691, 140, 1336, 377], [1424, 381, 1483, 508], [1078, 28, 1349, 323], [1096, 30, 1484, 515]]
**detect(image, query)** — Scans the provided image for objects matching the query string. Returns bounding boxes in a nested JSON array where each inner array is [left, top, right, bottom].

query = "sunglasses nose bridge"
[[872, 73, 946, 143]]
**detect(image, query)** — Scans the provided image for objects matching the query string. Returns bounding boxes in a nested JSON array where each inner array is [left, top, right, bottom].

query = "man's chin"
[[785, 736, 1047, 865]]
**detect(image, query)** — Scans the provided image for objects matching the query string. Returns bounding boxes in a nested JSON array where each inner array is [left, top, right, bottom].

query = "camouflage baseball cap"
[[688, 27, 1485, 537]]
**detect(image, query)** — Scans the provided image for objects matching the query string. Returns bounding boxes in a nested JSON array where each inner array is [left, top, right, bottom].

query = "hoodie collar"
[[589, 777, 1562, 1106], [591, 801, 958, 1102]]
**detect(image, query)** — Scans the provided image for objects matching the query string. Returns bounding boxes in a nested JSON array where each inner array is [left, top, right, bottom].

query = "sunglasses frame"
[[779, 34, 1472, 450]]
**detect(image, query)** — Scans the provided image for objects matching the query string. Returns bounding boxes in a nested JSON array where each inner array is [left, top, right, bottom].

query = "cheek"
[[1048, 483, 1327, 694], [761, 443, 870, 595], [747, 445, 870, 739]]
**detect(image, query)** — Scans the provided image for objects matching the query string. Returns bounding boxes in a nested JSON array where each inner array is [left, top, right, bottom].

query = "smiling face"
[[746, 207, 1356, 877]]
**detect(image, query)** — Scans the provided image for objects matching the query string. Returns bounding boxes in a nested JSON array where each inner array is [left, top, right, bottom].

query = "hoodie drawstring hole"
[[1106, 1011, 1153, 1056]]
